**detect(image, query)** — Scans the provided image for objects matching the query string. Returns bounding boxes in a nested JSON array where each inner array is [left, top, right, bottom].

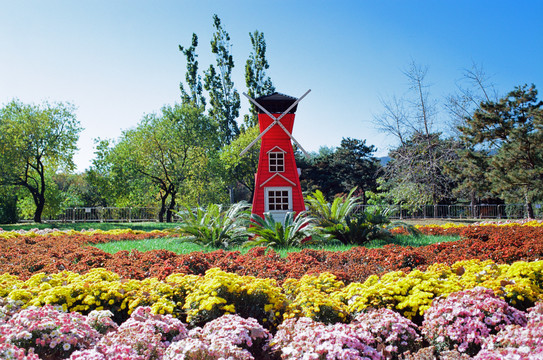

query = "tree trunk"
[[158, 194, 168, 223], [470, 191, 476, 218], [228, 184, 235, 204], [32, 159, 47, 223], [525, 192, 534, 219], [166, 191, 176, 223], [33, 194, 45, 223]]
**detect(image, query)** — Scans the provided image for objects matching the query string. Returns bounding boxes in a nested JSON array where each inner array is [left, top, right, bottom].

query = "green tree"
[[380, 132, 460, 207], [298, 138, 380, 201], [51, 171, 108, 208], [15, 168, 70, 220], [204, 14, 240, 146], [459, 84, 543, 218], [244, 30, 275, 128], [330, 138, 381, 203], [444, 64, 499, 208], [0, 100, 81, 222], [86, 139, 135, 207], [219, 125, 260, 202], [179, 33, 206, 108], [94, 104, 219, 222], [445, 146, 493, 209]]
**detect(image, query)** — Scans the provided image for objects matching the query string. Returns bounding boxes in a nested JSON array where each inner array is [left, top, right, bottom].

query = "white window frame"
[[268, 151, 285, 173], [264, 187, 292, 212]]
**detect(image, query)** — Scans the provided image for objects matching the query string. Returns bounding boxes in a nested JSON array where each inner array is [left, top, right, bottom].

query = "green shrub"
[[305, 188, 360, 226], [245, 212, 320, 248], [326, 212, 391, 245], [174, 202, 250, 248]]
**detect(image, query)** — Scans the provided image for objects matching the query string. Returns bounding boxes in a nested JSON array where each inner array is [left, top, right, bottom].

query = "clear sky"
[[1, 0, 542, 172]]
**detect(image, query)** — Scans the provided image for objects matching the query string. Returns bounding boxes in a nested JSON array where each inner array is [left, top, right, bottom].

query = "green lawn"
[[91, 234, 461, 257], [2, 221, 461, 256]]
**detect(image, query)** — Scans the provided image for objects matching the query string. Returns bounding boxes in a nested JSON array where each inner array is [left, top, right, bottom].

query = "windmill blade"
[[243, 89, 311, 124], [239, 120, 276, 156], [240, 92, 280, 156], [243, 92, 278, 122], [240, 89, 312, 157], [275, 120, 311, 158]]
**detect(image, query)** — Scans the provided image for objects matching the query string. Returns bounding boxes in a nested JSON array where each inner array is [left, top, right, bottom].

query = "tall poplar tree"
[[244, 30, 275, 128], [179, 33, 206, 108], [204, 14, 240, 145]]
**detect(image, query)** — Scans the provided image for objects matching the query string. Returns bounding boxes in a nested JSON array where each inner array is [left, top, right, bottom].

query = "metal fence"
[[358, 204, 543, 220], [22, 203, 543, 223], [25, 207, 159, 223]]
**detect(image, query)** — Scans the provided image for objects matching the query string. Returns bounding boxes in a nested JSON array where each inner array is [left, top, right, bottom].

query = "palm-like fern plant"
[[306, 188, 400, 245], [305, 188, 360, 227], [175, 202, 250, 248], [245, 212, 319, 248]]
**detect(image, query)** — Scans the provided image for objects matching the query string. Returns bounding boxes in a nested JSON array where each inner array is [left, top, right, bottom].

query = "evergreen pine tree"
[[459, 84, 543, 218]]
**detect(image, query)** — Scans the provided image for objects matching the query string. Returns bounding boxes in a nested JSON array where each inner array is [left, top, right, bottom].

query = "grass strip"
[[92, 234, 461, 257]]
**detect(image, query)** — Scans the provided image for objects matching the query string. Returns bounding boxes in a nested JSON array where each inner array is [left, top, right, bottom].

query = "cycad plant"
[[245, 212, 319, 248], [175, 202, 250, 248], [305, 188, 360, 226], [328, 212, 392, 245], [305, 188, 398, 245]]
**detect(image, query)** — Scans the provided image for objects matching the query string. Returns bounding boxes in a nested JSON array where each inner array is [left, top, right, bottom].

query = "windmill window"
[[266, 188, 291, 211], [269, 152, 285, 172]]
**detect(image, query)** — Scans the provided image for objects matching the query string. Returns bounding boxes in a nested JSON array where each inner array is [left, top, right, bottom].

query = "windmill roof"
[[255, 92, 298, 114]]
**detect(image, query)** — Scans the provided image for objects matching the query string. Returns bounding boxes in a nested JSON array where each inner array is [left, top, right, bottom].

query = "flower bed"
[[1, 225, 543, 284], [1, 223, 543, 358], [1, 269, 542, 359]]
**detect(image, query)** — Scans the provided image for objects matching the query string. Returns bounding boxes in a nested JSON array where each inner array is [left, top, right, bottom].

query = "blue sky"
[[1, 1, 542, 172]]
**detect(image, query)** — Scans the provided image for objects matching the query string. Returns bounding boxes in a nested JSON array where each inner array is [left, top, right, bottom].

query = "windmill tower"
[[241, 90, 310, 222]]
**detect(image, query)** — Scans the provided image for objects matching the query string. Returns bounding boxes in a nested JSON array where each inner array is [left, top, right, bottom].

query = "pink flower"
[[422, 287, 527, 356]]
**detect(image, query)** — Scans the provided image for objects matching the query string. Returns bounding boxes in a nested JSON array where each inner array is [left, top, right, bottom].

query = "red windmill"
[[241, 90, 311, 222]]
